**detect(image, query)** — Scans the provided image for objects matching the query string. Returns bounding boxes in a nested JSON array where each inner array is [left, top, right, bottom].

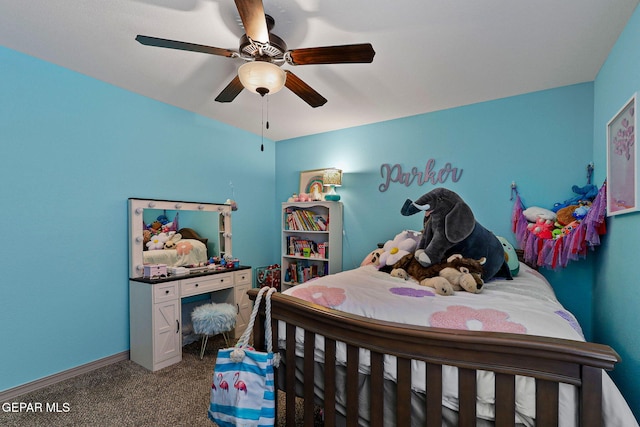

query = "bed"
[[142, 227, 209, 267], [248, 262, 638, 426]]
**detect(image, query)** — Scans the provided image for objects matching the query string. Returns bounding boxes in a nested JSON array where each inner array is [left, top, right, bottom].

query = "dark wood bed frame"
[[248, 289, 619, 427]]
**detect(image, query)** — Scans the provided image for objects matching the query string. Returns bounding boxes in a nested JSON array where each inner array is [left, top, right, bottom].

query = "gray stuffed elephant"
[[401, 188, 511, 281]]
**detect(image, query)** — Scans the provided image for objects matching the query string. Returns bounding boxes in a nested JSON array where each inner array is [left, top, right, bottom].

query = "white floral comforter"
[[142, 239, 207, 267], [280, 264, 638, 426]]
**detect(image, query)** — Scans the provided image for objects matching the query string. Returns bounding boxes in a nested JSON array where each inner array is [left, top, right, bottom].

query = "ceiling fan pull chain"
[[260, 94, 265, 151]]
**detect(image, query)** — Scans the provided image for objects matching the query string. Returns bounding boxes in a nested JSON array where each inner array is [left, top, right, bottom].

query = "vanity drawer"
[[181, 274, 233, 297], [234, 270, 252, 286], [153, 282, 179, 303]]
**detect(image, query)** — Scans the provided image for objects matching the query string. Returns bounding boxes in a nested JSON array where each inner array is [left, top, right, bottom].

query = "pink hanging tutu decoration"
[[511, 182, 607, 269]]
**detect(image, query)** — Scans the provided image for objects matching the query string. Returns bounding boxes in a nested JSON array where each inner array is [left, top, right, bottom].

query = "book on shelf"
[[288, 262, 297, 283], [314, 215, 328, 231], [318, 242, 328, 259], [286, 260, 325, 285], [286, 236, 319, 257], [284, 208, 329, 231]]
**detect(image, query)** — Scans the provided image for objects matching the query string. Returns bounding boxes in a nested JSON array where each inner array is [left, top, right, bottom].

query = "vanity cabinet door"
[[153, 299, 181, 364], [130, 280, 182, 371], [234, 270, 252, 337]]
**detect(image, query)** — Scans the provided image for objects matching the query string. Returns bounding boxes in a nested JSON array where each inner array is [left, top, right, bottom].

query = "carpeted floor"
[[0, 337, 319, 427]]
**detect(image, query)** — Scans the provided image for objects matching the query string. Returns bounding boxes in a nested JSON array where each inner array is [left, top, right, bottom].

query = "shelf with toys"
[[281, 201, 343, 291], [511, 167, 607, 270]]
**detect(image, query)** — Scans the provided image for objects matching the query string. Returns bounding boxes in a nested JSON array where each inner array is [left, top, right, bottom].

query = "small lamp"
[[323, 168, 342, 201]]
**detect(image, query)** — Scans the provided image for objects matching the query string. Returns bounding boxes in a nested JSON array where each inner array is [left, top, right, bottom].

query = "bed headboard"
[[128, 198, 233, 278], [178, 227, 209, 249], [516, 248, 538, 270]]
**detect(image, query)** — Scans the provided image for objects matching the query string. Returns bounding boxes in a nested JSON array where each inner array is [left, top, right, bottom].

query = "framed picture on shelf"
[[606, 93, 637, 216], [299, 169, 326, 196]]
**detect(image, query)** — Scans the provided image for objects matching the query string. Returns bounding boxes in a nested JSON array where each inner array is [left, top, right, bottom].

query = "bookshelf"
[[281, 201, 343, 291]]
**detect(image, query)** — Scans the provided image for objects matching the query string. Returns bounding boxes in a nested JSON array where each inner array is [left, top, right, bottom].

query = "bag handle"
[[230, 287, 280, 366], [235, 286, 274, 349]]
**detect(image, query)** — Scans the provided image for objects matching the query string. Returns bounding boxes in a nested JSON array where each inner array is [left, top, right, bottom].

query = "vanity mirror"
[[128, 198, 232, 278]]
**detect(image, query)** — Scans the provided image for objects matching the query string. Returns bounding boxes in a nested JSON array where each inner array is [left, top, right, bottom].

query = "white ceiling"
[[1, 0, 638, 141]]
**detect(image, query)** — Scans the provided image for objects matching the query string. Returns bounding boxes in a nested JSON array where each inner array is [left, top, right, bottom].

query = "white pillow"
[[523, 206, 556, 223]]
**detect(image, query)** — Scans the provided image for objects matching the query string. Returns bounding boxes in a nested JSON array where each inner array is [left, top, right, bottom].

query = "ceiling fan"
[[136, 0, 375, 108]]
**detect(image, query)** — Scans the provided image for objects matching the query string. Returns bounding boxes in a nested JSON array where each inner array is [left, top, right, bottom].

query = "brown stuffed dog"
[[556, 205, 579, 226], [391, 253, 485, 296]]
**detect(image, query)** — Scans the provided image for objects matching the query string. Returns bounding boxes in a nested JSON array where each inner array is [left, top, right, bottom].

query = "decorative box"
[[168, 266, 188, 276], [143, 264, 167, 279]]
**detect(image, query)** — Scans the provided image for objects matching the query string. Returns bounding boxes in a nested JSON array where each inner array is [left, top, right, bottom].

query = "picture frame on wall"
[[299, 169, 326, 196], [607, 93, 637, 216]]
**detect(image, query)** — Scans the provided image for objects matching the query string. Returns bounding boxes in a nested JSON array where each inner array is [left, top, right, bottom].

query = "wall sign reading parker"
[[379, 160, 463, 192]]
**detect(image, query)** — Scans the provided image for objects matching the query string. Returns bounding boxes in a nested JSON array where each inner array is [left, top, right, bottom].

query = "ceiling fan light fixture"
[[238, 61, 286, 96]]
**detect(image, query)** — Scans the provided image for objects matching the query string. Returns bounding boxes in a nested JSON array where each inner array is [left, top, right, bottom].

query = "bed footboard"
[[248, 289, 619, 426]]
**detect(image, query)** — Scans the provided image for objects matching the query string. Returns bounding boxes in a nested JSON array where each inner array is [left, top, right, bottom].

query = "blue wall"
[[0, 46, 277, 391], [592, 4, 640, 417], [277, 83, 597, 339]]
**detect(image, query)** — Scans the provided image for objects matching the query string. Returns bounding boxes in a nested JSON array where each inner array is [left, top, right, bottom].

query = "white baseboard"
[[0, 351, 130, 402]]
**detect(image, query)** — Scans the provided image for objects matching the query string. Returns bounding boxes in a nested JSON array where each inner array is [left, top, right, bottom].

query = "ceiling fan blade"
[[288, 43, 375, 65], [215, 75, 244, 103], [234, 0, 269, 44], [284, 71, 327, 108], [136, 35, 236, 57]]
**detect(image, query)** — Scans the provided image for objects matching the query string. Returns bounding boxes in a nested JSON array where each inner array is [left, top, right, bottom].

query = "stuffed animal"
[[360, 248, 384, 267], [391, 253, 485, 296], [377, 230, 421, 270], [164, 233, 182, 249], [310, 187, 324, 201], [552, 184, 599, 211], [146, 231, 174, 251], [555, 205, 579, 226], [527, 218, 554, 239], [296, 193, 312, 202], [142, 229, 152, 251], [161, 222, 175, 233], [562, 220, 580, 236], [496, 236, 519, 276], [572, 202, 591, 220], [149, 221, 162, 234], [400, 188, 511, 281], [437, 255, 485, 294], [287, 193, 312, 202], [522, 206, 557, 223]]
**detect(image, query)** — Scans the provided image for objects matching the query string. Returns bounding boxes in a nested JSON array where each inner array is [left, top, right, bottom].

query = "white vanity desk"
[[128, 198, 252, 372], [129, 268, 251, 372]]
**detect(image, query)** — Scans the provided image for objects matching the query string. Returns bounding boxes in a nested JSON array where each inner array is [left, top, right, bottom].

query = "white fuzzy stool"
[[191, 303, 236, 359]]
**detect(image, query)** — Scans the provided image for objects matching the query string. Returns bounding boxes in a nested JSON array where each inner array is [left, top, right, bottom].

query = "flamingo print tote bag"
[[208, 287, 279, 427]]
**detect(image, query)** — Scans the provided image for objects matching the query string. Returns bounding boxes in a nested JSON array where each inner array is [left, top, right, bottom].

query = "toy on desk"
[[190, 256, 240, 271]]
